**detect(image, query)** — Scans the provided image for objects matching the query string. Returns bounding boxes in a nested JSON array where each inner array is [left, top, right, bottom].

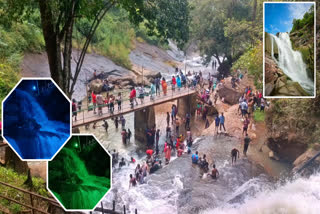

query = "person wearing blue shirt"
[[219, 112, 226, 132], [215, 115, 220, 134], [192, 151, 199, 164]]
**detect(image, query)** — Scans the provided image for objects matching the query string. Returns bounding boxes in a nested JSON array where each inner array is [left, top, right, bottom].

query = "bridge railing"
[[73, 80, 199, 126], [0, 181, 63, 214]]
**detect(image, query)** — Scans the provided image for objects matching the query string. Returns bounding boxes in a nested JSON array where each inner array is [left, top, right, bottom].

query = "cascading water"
[[3, 89, 69, 159], [201, 173, 320, 214], [270, 33, 314, 95], [49, 146, 110, 209]]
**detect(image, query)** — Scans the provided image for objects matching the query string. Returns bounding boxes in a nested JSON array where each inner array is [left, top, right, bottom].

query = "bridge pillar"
[[134, 106, 156, 143], [177, 93, 197, 118]]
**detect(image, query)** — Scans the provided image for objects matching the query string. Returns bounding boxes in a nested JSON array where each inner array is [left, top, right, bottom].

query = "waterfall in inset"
[[3, 89, 70, 159], [49, 147, 110, 209], [270, 33, 314, 95]]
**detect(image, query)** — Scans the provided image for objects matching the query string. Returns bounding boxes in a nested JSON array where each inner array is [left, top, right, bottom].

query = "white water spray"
[[201, 173, 320, 214], [270, 32, 314, 95]]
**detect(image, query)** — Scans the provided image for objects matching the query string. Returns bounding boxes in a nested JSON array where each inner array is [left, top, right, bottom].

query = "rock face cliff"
[[264, 32, 310, 96], [266, 99, 320, 163]]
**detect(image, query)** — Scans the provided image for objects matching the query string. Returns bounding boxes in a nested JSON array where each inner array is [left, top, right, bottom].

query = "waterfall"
[[270, 32, 314, 95], [49, 147, 110, 209], [201, 173, 320, 214], [3, 89, 70, 159]]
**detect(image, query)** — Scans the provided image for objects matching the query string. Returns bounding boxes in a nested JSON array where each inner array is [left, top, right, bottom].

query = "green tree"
[[190, 0, 262, 78], [3, 0, 189, 97]]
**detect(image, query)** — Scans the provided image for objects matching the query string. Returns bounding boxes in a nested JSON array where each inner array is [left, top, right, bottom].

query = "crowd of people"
[[83, 68, 266, 189], [72, 69, 214, 121]]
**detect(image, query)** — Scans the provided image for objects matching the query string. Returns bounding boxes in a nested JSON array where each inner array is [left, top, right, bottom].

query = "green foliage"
[[190, 0, 263, 66], [291, 5, 314, 33], [254, 110, 265, 122], [232, 41, 263, 89], [135, 22, 169, 49], [0, 166, 49, 213], [74, 9, 135, 68]]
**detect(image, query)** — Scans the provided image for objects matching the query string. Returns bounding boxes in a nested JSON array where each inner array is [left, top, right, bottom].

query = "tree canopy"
[[189, 0, 262, 77], [1, 0, 190, 97]]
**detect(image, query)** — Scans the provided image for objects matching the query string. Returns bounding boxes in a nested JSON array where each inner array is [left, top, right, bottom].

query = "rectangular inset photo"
[[263, 2, 316, 98]]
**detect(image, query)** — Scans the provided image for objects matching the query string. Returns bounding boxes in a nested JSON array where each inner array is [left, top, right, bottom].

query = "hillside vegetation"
[[0, 8, 164, 117]]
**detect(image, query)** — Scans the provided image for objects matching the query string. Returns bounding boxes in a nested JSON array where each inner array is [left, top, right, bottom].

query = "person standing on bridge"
[[91, 91, 97, 114], [176, 75, 181, 91], [138, 84, 145, 104], [97, 93, 104, 116], [130, 87, 138, 109], [150, 81, 156, 101], [161, 78, 167, 96], [155, 77, 161, 96], [166, 112, 170, 127], [181, 73, 187, 88], [117, 92, 122, 111], [172, 75, 177, 92]]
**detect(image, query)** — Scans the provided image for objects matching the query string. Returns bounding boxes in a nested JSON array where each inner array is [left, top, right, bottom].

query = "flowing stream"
[[270, 32, 314, 95]]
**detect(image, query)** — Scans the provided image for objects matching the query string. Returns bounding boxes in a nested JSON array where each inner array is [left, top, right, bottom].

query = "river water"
[[81, 47, 320, 213]]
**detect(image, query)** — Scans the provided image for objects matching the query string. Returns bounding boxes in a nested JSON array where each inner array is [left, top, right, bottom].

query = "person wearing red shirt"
[[91, 91, 97, 114], [130, 87, 138, 108], [172, 76, 176, 91]]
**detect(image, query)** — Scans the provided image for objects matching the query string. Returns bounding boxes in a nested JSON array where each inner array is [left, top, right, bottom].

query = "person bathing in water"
[[210, 164, 219, 179]]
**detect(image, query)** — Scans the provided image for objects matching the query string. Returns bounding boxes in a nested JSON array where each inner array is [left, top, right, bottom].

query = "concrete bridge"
[[73, 86, 198, 141]]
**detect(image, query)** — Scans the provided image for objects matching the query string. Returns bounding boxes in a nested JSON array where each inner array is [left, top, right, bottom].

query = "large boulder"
[[89, 79, 103, 93], [217, 85, 242, 105]]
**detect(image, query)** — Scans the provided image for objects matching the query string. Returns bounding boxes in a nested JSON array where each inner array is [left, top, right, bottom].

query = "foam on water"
[[202, 173, 320, 214]]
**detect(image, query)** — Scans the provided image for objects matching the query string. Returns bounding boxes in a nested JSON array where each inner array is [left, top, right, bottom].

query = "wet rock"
[[292, 143, 320, 173]]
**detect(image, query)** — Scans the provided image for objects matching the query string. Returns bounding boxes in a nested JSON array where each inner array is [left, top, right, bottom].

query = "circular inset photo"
[[48, 135, 111, 211], [2, 78, 71, 160]]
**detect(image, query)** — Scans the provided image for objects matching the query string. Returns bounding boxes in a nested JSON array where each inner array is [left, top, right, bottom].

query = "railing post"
[[101, 201, 104, 214], [83, 110, 85, 124], [123, 205, 126, 214], [113, 200, 115, 211], [135, 209, 138, 214], [29, 194, 34, 214]]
